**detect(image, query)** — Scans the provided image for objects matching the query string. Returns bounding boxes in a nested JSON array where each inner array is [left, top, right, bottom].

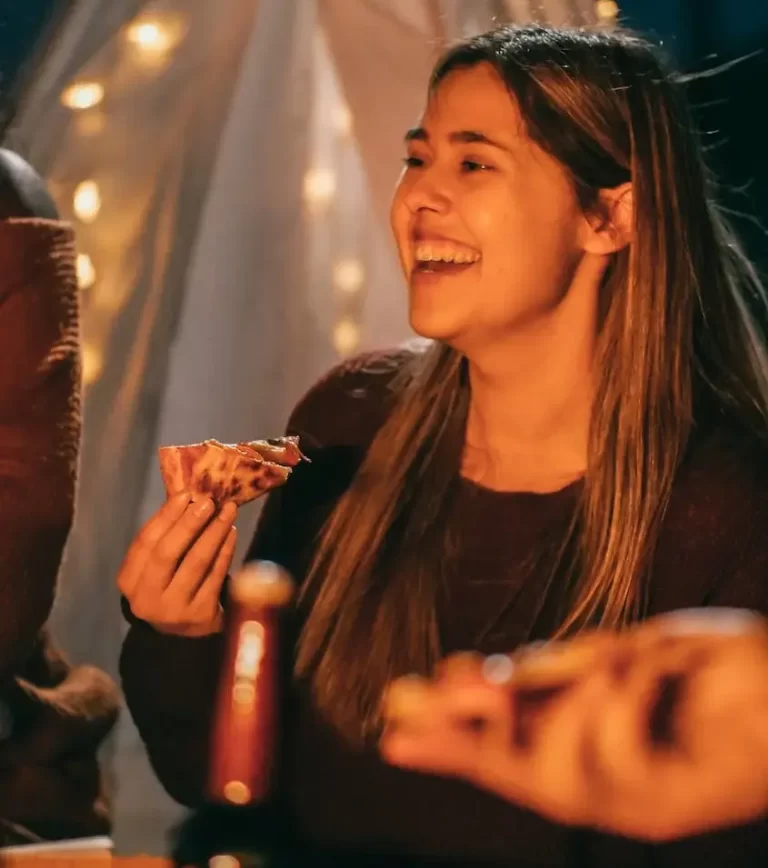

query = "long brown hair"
[[296, 25, 768, 743]]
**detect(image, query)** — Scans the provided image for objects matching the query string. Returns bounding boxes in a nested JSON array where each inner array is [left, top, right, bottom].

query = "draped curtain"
[[5, 0, 597, 852]]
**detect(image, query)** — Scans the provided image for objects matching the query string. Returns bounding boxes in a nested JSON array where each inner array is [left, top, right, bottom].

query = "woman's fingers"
[[179, 526, 239, 636], [144, 497, 217, 592], [380, 656, 608, 827], [381, 673, 512, 779], [164, 501, 237, 605], [117, 492, 190, 597], [118, 493, 240, 637]]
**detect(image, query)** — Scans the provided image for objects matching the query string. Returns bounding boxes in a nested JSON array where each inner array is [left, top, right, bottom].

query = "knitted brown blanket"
[[0, 219, 119, 844]]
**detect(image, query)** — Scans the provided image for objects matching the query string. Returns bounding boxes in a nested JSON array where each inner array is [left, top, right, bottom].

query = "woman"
[[119, 24, 768, 867]]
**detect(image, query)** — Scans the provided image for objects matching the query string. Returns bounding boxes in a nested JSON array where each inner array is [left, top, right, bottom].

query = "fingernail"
[[482, 654, 515, 685], [192, 498, 214, 517], [219, 501, 237, 522]]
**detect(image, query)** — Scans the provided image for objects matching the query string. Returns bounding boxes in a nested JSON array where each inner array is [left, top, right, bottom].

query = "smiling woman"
[[119, 23, 768, 868]]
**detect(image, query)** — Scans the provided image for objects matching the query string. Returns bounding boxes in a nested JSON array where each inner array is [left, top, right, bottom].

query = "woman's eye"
[[461, 159, 492, 173], [403, 156, 424, 168]]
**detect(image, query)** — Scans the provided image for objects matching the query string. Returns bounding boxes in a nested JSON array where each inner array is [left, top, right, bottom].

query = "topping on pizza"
[[158, 436, 306, 507]]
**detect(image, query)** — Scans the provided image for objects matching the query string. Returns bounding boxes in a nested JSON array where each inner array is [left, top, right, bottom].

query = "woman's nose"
[[403, 170, 451, 215]]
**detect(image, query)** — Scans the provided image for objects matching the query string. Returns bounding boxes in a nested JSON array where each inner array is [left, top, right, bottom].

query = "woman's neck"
[[461, 311, 596, 494]]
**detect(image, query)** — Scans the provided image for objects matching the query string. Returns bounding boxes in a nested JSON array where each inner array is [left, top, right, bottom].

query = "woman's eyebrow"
[[404, 127, 514, 154]]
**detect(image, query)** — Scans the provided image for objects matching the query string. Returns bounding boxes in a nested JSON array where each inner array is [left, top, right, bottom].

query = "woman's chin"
[[408, 309, 465, 344]]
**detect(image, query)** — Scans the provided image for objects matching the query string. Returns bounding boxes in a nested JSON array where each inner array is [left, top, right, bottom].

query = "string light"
[[73, 181, 102, 223], [60, 82, 104, 111], [127, 20, 171, 53], [332, 258, 365, 295], [76, 254, 96, 290], [125, 15, 185, 62], [81, 343, 103, 385], [595, 0, 619, 22], [332, 318, 361, 357], [303, 168, 336, 212]]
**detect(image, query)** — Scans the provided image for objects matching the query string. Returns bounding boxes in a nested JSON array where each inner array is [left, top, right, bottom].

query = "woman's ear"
[[581, 182, 633, 255]]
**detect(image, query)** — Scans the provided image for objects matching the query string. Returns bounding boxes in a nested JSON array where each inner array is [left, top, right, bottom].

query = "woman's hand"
[[380, 609, 768, 842], [117, 493, 238, 637]]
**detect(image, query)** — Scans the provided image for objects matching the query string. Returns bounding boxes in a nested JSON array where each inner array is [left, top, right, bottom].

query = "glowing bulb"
[[332, 318, 361, 357], [595, 0, 619, 20], [61, 82, 104, 110], [303, 168, 336, 211], [127, 20, 171, 52], [76, 254, 96, 290], [81, 343, 103, 385], [332, 258, 365, 295], [125, 16, 184, 61], [334, 102, 353, 137], [73, 181, 101, 223]]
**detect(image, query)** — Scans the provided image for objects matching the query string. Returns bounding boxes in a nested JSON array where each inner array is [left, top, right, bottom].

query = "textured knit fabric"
[[0, 219, 120, 844]]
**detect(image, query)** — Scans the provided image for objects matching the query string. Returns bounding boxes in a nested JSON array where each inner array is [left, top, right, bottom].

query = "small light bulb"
[[81, 343, 103, 385], [127, 21, 170, 52], [61, 82, 104, 111], [303, 168, 336, 211], [73, 181, 101, 223], [332, 258, 365, 295], [125, 16, 184, 61], [77, 253, 96, 290], [332, 318, 361, 357]]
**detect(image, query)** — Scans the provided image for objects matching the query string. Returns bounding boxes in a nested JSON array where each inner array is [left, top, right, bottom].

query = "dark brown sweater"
[[0, 220, 120, 844], [120, 347, 768, 867]]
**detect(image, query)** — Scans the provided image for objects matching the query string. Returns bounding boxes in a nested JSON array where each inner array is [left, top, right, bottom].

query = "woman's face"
[[390, 63, 593, 356]]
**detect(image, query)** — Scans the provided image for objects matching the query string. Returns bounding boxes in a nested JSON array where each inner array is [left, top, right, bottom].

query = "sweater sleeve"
[[0, 219, 81, 680], [119, 347, 410, 806]]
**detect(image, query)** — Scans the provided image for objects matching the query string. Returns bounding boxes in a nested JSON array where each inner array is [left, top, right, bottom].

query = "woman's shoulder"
[[285, 339, 430, 451]]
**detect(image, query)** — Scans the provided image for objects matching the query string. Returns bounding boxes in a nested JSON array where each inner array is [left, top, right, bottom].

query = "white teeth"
[[413, 243, 480, 264]]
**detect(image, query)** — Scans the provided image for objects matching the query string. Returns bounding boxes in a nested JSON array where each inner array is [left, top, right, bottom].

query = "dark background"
[[615, 0, 768, 277], [0, 0, 70, 130]]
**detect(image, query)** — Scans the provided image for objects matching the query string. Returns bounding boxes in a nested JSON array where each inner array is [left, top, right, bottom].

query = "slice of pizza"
[[158, 436, 306, 507]]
